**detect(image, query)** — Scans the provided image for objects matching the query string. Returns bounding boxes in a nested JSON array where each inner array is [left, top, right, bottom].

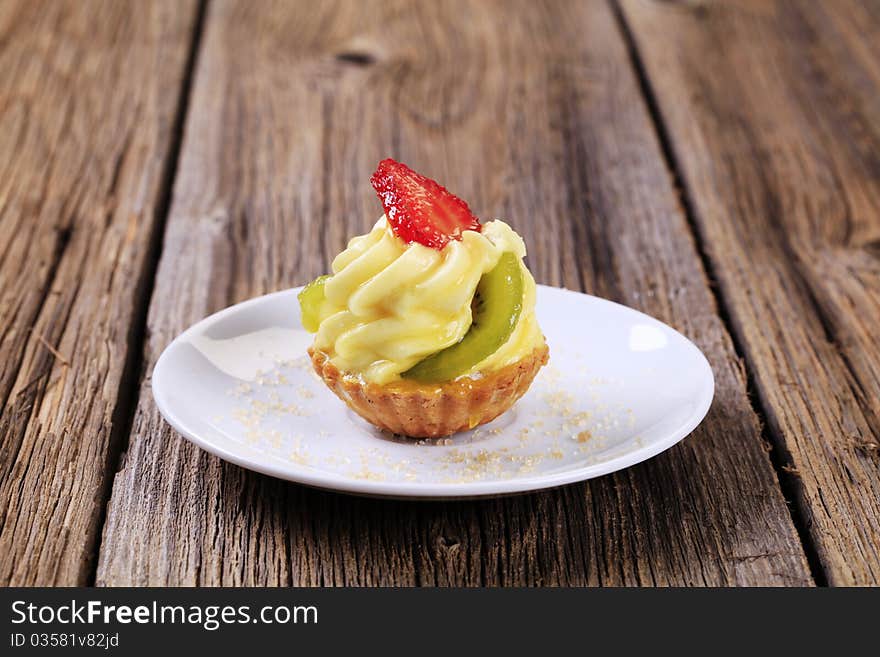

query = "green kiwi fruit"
[[298, 275, 331, 333], [402, 252, 523, 382]]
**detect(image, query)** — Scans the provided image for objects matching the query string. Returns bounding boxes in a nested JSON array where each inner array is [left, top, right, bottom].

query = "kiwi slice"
[[403, 252, 523, 383], [298, 275, 331, 332]]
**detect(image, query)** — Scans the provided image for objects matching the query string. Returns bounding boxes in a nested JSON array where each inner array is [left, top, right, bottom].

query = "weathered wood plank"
[[620, 0, 880, 585], [97, 0, 810, 586], [0, 0, 200, 584]]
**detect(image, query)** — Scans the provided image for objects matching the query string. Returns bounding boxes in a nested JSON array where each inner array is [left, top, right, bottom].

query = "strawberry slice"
[[370, 158, 481, 249]]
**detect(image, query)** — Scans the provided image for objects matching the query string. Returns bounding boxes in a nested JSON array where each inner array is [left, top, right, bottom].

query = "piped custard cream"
[[312, 216, 543, 385]]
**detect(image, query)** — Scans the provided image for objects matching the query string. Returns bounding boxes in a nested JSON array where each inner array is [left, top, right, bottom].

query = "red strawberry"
[[370, 158, 481, 249]]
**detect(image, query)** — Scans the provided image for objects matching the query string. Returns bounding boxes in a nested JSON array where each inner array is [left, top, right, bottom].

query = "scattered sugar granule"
[[576, 430, 592, 443]]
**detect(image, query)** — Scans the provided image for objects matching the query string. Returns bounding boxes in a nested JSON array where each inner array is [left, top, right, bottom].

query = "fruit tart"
[[299, 158, 548, 438]]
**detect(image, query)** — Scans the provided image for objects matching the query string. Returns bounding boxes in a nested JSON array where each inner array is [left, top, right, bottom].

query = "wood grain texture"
[[96, 0, 811, 586], [0, 0, 199, 584], [621, 0, 880, 584]]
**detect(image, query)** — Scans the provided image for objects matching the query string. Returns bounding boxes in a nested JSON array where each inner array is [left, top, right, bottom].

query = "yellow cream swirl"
[[313, 216, 543, 384]]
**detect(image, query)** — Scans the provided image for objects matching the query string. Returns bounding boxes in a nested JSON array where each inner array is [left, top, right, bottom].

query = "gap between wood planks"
[[84, 0, 211, 587], [609, 0, 826, 586]]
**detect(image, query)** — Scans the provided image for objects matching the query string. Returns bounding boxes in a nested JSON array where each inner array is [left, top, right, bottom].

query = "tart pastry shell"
[[308, 343, 549, 438]]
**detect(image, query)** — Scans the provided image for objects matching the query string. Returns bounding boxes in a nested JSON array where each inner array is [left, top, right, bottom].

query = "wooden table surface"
[[1, 0, 878, 586]]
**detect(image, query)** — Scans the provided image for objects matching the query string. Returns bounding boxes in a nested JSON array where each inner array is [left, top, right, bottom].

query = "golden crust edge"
[[308, 342, 550, 438]]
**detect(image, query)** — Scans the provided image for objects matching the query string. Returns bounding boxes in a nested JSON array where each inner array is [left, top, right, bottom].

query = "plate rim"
[[151, 285, 715, 498]]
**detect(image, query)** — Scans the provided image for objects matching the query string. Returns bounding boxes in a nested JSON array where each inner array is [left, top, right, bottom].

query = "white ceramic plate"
[[152, 286, 714, 498]]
